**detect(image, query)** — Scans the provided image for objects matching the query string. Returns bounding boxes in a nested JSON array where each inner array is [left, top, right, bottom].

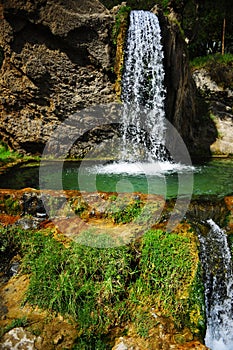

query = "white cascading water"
[[121, 10, 167, 162], [198, 219, 233, 350]]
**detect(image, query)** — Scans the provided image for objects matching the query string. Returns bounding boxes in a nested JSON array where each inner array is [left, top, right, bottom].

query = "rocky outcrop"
[[0, 1, 218, 158], [155, 10, 217, 157], [0, 0, 115, 154], [192, 68, 233, 156]]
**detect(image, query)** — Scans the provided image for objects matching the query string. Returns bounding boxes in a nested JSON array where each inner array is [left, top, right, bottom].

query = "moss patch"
[[112, 6, 131, 97]]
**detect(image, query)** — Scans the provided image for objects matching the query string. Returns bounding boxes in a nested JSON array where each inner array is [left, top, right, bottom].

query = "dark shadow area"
[[20, 141, 45, 155]]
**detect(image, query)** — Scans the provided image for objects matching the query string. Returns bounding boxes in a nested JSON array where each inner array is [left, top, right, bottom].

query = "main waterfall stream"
[[120, 10, 166, 161]]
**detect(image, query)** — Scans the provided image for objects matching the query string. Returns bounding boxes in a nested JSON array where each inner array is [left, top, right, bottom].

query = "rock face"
[[0, 1, 216, 157], [158, 10, 217, 157], [0, 0, 115, 154], [192, 68, 233, 156]]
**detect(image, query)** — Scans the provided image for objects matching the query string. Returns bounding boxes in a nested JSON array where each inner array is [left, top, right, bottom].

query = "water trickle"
[[121, 10, 167, 162], [198, 219, 233, 350]]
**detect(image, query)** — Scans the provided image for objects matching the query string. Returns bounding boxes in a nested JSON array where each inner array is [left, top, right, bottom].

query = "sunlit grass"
[[0, 141, 40, 166], [0, 142, 23, 164], [190, 53, 233, 69], [0, 224, 205, 347]]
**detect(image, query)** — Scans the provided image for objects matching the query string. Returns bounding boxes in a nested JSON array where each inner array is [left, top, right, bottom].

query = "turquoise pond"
[[0, 158, 233, 199]]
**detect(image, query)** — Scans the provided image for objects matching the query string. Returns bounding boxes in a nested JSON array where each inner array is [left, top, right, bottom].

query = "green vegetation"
[[0, 225, 205, 347], [112, 5, 131, 45], [107, 196, 142, 223], [0, 196, 22, 215], [102, 0, 233, 60], [0, 141, 40, 167], [102, 0, 156, 10], [132, 230, 205, 332], [190, 53, 233, 70], [0, 317, 28, 338], [190, 53, 233, 89], [0, 142, 23, 165]]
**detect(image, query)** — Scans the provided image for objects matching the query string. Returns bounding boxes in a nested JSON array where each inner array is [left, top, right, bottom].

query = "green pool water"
[[0, 158, 232, 199]]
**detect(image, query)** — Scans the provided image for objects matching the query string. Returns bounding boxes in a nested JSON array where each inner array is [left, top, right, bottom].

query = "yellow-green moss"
[[112, 6, 131, 98]]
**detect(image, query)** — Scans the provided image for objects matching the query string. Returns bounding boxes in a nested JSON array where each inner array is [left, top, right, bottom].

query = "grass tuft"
[[0, 225, 205, 346]]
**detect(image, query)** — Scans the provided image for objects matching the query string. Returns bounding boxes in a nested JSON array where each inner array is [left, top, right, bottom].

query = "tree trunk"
[[222, 17, 226, 55]]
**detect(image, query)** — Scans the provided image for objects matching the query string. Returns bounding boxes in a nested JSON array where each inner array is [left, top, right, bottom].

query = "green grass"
[[190, 53, 233, 70], [0, 317, 29, 338], [0, 141, 40, 167], [0, 225, 205, 347], [106, 196, 143, 223], [131, 230, 205, 332], [0, 142, 23, 164]]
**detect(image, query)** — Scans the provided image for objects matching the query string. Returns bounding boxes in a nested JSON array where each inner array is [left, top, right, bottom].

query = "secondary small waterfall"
[[198, 219, 233, 350], [121, 10, 167, 162]]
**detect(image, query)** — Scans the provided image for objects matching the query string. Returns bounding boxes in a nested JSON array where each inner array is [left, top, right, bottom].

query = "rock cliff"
[[0, 0, 115, 154], [0, 1, 216, 158], [157, 9, 217, 157]]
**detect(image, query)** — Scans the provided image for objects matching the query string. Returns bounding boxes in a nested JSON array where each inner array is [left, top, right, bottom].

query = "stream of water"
[[198, 220, 233, 350], [121, 10, 167, 162], [0, 158, 233, 199]]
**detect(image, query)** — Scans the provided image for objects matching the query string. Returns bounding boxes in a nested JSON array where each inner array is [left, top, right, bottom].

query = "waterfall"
[[198, 219, 233, 350], [121, 10, 167, 162]]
